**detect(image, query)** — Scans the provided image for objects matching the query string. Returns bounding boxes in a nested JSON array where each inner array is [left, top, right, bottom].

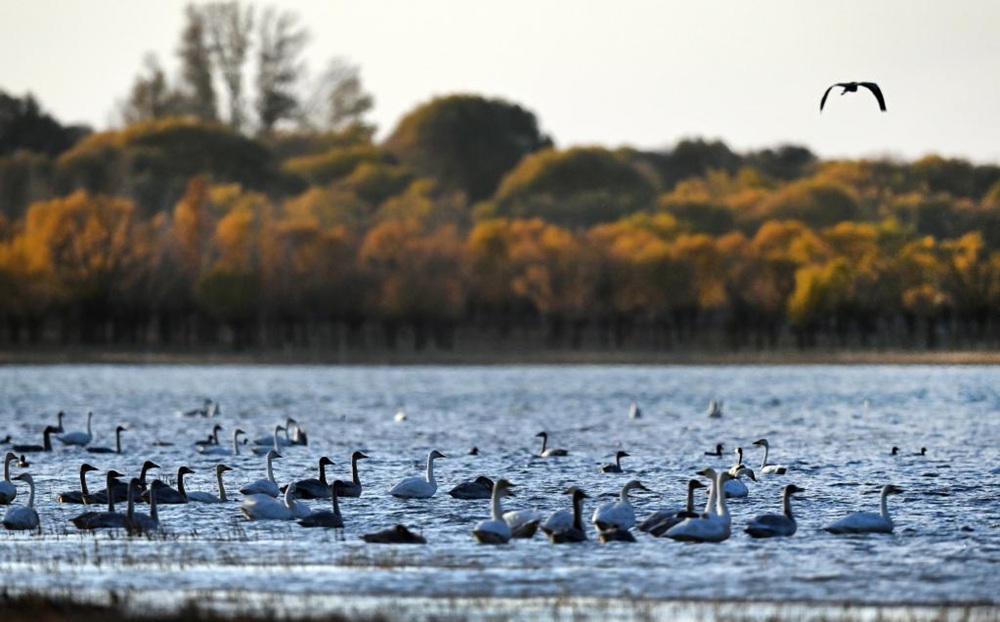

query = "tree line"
[[1, 3, 999, 354]]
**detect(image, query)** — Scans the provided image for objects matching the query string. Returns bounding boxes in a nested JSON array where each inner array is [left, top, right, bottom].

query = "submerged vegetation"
[[1, 2, 999, 356]]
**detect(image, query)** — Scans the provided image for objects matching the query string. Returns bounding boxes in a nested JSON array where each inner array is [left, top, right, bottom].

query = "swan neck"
[[43, 428, 52, 451], [425, 454, 436, 484], [331, 487, 341, 517], [715, 473, 730, 517], [149, 485, 158, 521], [283, 485, 296, 509], [216, 470, 228, 502], [539, 435, 547, 455], [233, 431, 241, 455], [266, 456, 275, 482], [106, 475, 116, 513], [319, 461, 328, 485], [3, 456, 10, 481], [351, 456, 361, 485], [490, 487, 504, 520], [571, 495, 584, 531], [761, 444, 770, 469], [126, 484, 135, 519], [619, 486, 630, 504], [25, 478, 35, 508], [80, 468, 90, 496], [879, 488, 892, 522], [703, 479, 717, 514], [178, 471, 187, 497], [685, 485, 696, 513], [782, 489, 794, 520], [115, 428, 122, 453]]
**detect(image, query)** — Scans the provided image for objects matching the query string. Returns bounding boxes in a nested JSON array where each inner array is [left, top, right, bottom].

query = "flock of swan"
[[0, 401, 913, 546]]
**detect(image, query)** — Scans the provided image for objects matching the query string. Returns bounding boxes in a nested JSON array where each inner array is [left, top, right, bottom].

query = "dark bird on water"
[[820, 82, 886, 112]]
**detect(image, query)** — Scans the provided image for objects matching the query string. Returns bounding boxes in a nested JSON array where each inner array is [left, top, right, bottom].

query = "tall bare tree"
[[255, 7, 308, 134], [120, 54, 184, 124], [204, 1, 254, 132], [302, 58, 374, 133], [177, 4, 218, 121]]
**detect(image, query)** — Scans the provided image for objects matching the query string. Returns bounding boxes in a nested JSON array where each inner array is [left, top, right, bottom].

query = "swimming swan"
[[751, 438, 788, 474], [251, 425, 286, 456], [745, 484, 805, 538], [57, 411, 94, 446], [638, 479, 707, 536], [472, 479, 517, 544], [665, 469, 734, 543], [389, 449, 445, 499], [144, 466, 194, 504], [449, 475, 494, 500], [503, 507, 544, 539], [125, 477, 159, 535], [240, 482, 310, 520], [71, 470, 128, 530], [546, 487, 589, 543], [289, 456, 335, 499], [337, 451, 369, 498], [239, 450, 282, 497], [86, 425, 126, 454], [199, 428, 246, 456], [592, 479, 650, 531], [2, 473, 39, 531], [12, 426, 57, 453], [600, 450, 630, 473], [720, 465, 757, 499], [824, 484, 904, 534], [535, 431, 568, 457], [186, 464, 232, 503], [56, 463, 100, 504], [0, 452, 18, 504], [298, 481, 345, 528]]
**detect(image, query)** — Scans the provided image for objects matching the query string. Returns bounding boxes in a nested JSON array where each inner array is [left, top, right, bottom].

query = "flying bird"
[[820, 82, 886, 112]]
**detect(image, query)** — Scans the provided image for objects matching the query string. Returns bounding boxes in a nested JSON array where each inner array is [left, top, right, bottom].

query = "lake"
[[0, 364, 998, 620]]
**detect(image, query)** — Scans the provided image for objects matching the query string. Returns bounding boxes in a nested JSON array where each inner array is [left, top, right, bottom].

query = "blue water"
[[0, 365, 998, 618]]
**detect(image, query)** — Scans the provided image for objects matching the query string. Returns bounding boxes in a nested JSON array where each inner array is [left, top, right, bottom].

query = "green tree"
[[383, 94, 551, 201]]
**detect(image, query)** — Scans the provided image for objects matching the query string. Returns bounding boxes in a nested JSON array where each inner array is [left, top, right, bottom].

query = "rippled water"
[[1, 365, 998, 618]]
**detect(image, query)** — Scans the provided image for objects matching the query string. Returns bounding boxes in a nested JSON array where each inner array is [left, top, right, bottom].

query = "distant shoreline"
[[1, 346, 999, 366]]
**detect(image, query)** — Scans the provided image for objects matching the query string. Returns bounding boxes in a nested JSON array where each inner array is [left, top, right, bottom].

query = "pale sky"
[[2, 0, 998, 163]]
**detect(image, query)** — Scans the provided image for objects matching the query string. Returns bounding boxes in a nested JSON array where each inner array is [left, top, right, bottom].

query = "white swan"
[[746, 484, 804, 538], [545, 487, 589, 543], [503, 507, 544, 539], [665, 469, 734, 542], [57, 411, 93, 446], [298, 480, 345, 528], [338, 451, 369, 498], [251, 425, 287, 456], [2, 473, 39, 531], [600, 450, 630, 473], [389, 449, 445, 499], [472, 479, 516, 544], [0, 452, 17, 504], [56, 463, 100, 504], [240, 482, 310, 520], [239, 450, 282, 497], [199, 428, 245, 456], [705, 400, 723, 418], [824, 484, 904, 534], [638, 478, 707, 536], [727, 447, 744, 476], [186, 464, 232, 503], [535, 431, 568, 457], [628, 401, 642, 419], [752, 438, 788, 474], [86, 425, 126, 454], [592, 479, 649, 531], [720, 465, 756, 499]]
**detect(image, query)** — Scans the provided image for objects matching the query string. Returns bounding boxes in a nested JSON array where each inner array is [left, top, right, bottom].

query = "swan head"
[[266, 450, 283, 460], [734, 447, 743, 461], [353, 451, 370, 461], [493, 479, 516, 497], [216, 464, 232, 474], [784, 484, 805, 496], [564, 486, 589, 501], [142, 460, 161, 472], [428, 449, 446, 461], [733, 466, 757, 482], [81, 463, 99, 474], [696, 468, 718, 480], [115, 425, 127, 433], [4, 451, 17, 464], [13, 472, 33, 484], [891, 446, 899, 455], [535, 431, 548, 440], [615, 450, 630, 460], [688, 479, 707, 491], [234, 428, 246, 437], [622, 479, 650, 494], [883, 484, 904, 496], [107, 469, 125, 482], [212, 423, 223, 432], [752, 438, 770, 449], [319, 456, 335, 468], [178, 465, 195, 478]]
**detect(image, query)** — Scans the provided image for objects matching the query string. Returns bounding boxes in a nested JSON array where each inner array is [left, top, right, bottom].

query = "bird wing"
[[820, 85, 837, 111], [860, 82, 887, 111]]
